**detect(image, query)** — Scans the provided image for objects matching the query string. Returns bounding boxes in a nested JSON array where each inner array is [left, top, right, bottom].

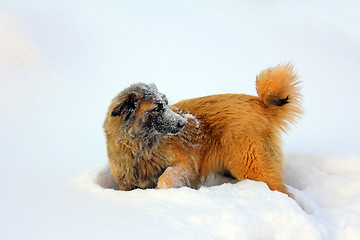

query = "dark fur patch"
[[111, 93, 138, 126], [268, 95, 289, 106]]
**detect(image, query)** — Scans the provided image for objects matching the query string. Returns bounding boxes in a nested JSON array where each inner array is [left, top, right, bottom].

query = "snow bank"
[[76, 155, 360, 240], [285, 155, 360, 239]]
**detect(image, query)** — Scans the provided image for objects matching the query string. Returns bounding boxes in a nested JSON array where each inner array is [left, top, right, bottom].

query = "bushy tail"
[[256, 64, 303, 132]]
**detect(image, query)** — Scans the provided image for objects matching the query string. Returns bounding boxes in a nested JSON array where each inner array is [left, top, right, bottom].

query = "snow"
[[73, 154, 360, 240], [1, 1, 360, 240]]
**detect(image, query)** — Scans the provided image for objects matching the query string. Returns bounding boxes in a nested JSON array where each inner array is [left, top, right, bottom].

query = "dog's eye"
[[152, 104, 164, 112]]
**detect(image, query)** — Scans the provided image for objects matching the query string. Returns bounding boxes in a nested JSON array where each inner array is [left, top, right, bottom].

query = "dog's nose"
[[177, 121, 186, 129]]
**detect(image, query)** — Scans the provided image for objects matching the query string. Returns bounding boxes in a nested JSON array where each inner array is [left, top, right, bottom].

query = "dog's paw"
[[157, 172, 174, 189]]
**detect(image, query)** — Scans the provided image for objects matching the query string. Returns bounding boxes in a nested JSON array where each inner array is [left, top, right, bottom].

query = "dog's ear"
[[111, 93, 138, 125]]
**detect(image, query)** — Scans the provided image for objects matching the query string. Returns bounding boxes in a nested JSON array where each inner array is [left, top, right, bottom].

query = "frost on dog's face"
[[111, 83, 187, 139], [146, 101, 187, 135]]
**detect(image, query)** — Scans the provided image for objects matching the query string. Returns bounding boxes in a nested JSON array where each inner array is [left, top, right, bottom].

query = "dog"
[[103, 64, 302, 195]]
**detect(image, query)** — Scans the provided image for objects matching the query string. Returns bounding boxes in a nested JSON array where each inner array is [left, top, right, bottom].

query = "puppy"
[[104, 64, 302, 195]]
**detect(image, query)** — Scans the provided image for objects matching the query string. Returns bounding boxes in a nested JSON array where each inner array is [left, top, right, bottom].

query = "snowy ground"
[[75, 154, 360, 240], [1, 1, 360, 239]]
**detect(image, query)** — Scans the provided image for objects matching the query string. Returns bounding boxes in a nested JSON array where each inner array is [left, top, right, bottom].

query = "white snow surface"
[[1, 1, 360, 240], [73, 155, 360, 240]]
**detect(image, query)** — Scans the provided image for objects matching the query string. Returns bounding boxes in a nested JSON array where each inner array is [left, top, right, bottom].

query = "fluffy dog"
[[104, 64, 302, 195]]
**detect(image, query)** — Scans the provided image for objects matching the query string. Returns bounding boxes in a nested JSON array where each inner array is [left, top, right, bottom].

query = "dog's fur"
[[104, 64, 302, 195]]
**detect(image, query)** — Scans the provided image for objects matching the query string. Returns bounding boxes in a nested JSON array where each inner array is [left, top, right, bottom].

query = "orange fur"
[[104, 64, 302, 196]]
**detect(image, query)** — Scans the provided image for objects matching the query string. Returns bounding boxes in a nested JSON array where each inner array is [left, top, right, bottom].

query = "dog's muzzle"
[[154, 107, 187, 135], [170, 117, 187, 134]]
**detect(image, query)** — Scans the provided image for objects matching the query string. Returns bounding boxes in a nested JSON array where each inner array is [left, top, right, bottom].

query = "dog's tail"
[[256, 64, 303, 132]]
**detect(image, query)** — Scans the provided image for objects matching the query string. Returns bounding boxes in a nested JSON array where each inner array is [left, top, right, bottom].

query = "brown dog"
[[104, 64, 302, 195]]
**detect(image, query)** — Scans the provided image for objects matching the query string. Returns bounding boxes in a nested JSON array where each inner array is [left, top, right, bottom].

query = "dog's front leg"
[[157, 165, 197, 189], [156, 146, 200, 189]]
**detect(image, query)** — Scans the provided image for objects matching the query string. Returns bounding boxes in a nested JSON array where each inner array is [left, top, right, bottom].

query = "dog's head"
[[110, 83, 187, 139]]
